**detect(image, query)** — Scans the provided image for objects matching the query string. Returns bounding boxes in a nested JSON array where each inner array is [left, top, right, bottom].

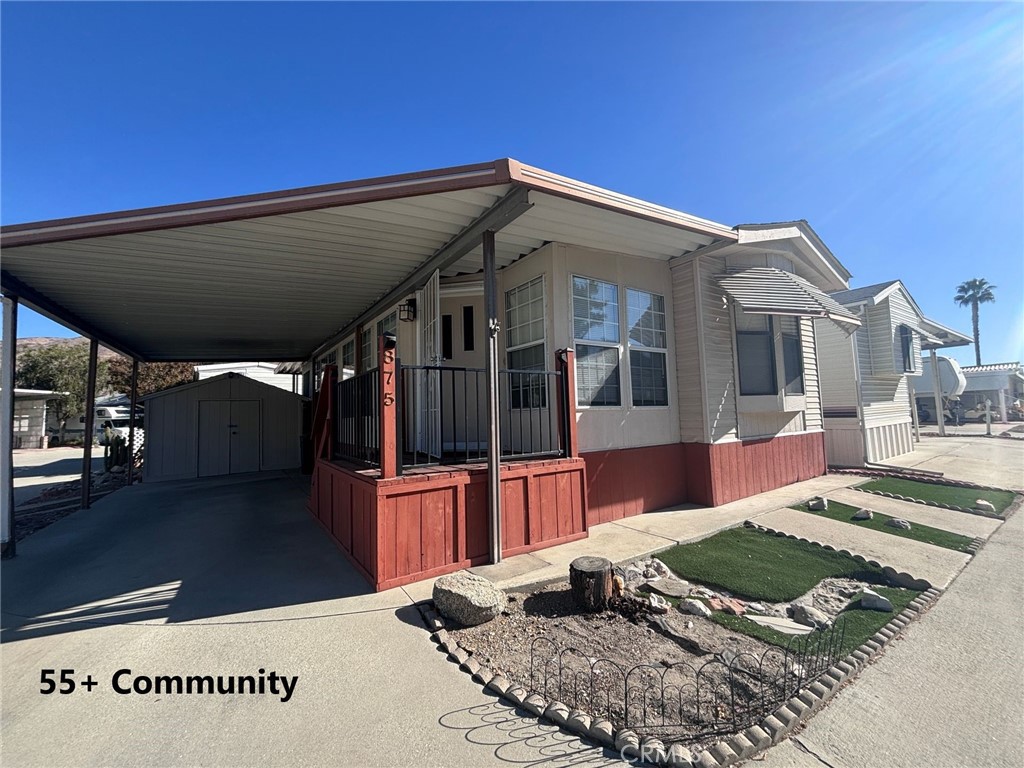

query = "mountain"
[[2, 336, 120, 362]]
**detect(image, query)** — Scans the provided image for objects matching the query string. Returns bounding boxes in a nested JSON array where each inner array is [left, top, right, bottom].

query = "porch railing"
[[332, 355, 574, 472], [335, 368, 380, 467]]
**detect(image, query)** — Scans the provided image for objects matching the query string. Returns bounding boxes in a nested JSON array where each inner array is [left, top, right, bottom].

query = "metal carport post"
[[1, 295, 18, 558]]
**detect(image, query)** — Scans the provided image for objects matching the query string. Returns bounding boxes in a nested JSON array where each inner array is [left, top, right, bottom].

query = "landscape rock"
[[649, 558, 673, 578], [639, 579, 691, 599], [679, 599, 712, 619], [708, 596, 747, 616], [858, 587, 894, 612], [612, 574, 625, 598], [647, 594, 670, 614], [974, 499, 996, 513], [746, 615, 814, 636], [885, 518, 912, 530], [808, 497, 828, 511], [790, 602, 831, 629], [433, 572, 508, 626], [747, 602, 767, 614], [851, 508, 873, 520]]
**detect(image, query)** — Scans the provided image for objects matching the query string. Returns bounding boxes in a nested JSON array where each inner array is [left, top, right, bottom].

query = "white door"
[[419, 269, 442, 459], [229, 401, 261, 474], [197, 400, 261, 477], [198, 401, 232, 477]]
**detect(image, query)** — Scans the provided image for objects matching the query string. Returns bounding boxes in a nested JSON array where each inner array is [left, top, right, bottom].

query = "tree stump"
[[569, 556, 613, 612]]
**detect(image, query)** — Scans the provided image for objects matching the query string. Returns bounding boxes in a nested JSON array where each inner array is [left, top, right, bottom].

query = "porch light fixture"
[[399, 298, 417, 322], [382, 332, 398, 351]]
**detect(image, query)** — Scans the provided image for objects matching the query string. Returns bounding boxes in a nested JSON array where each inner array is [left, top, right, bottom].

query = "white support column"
[[2, 296, 18, 558], [998, 389, 1007, 423], [908, 377, 920, 443], [930, 349, 945, 437], [483, 229, 502, 565]]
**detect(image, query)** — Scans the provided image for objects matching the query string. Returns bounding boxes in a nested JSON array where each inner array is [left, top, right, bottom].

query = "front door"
[[197, 400, 260, 477]]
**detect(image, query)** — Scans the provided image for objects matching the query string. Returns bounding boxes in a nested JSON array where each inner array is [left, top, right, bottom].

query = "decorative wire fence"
[[528, 617, 847, 742]]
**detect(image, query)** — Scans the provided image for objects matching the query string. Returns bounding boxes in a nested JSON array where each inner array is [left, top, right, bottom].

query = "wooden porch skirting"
[[582, 432, 827, 519], [308, 457, 587, 592]]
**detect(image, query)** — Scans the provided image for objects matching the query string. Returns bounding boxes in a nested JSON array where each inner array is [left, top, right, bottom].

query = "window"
[[573, 276, 621, 406], [362, 313, 397, 370], [505, 276, 546, 409], [735, 313, 776, 396], [780, 316, 804, 394], [899, 324, 914, 372], [442, 315, 453, 360], [463, 306, 475, 351], [626, 288, 668, 406], [735, 312, 806, 397], [314, 350, 337, 389], [341, 339, 355, 380]]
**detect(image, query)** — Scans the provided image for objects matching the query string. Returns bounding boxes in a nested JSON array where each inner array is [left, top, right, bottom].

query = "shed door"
[[197, 400, 261, 477], [229, 401, 261, 474], [198, 401, 232, 477]]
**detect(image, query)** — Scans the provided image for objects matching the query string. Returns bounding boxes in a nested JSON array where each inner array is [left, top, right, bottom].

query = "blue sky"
[[2, 1, 1021, 366]]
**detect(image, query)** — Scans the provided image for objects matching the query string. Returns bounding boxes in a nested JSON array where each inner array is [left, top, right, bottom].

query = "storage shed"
[[141, 372, 306, 482]]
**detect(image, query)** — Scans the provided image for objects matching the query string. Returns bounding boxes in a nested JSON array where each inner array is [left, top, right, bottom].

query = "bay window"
[[735, 311, 805, 399]]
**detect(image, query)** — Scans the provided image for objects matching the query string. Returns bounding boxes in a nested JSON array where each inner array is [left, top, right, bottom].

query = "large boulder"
[[852, 508, 873, 521], [974, 499, 996, 513], [679, 598, 712, 619], [433, 572, 507, 626], [885, 518, 912, 530]]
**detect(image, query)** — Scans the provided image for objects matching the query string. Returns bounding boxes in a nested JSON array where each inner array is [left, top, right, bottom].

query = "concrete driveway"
[[12, 447, 105, 506], [0, 472, 518, 767]]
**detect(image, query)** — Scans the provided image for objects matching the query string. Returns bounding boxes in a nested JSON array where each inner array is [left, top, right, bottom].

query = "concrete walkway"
[[884, 434, 1024, 489], [758, 491, 1024, 768], [755, 507, 971, 589], [827, 487, 1003, 539]]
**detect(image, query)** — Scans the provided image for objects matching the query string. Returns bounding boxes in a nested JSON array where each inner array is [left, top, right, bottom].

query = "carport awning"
[[717, 267, 861, 330], [1, 158, 735, 362]]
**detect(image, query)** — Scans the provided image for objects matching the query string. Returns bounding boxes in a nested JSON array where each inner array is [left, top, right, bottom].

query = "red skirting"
[[686, 431, 827, 507], [582, 433, 827, 521], [581, 444, 689, 525], [309, 457, 587, 592]]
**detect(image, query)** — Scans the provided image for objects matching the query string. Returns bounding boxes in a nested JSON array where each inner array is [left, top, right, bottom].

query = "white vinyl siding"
[[698, 256, 739, 442], [670, 259, 706, 441]]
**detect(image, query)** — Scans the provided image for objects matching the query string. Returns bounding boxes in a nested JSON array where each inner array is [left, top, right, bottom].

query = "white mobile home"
[[816, 281, 970, 466]]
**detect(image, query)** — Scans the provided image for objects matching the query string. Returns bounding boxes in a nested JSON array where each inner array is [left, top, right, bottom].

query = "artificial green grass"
[[710, 586, 919, 656], [792, 500, 975, 553], [859, 477, 1016, 514], [656, 527, 886, 603]]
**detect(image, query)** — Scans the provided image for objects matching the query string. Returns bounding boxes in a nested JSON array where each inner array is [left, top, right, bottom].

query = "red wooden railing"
[[311, 364, 338, 462]]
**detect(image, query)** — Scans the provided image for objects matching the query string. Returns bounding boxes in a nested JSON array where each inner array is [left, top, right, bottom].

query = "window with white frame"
[[626, 288, 668, 407], [314, 350, 337, 390], [505, 276, 546, 408], [573, 275, 621, 407], [360, 326, 373, 371], [735, 312, 805, 397], [341, 339, 355, 380], [362, 313, 397, 371]]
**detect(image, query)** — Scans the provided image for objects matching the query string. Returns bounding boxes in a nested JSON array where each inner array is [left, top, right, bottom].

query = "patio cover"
[[0, 159, 735, 362], [717, 267, 862, 330]]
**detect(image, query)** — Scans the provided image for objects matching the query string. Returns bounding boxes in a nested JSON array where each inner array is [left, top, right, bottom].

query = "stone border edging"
[[851, 487, 1004, 520], [828, 467, 1015, 495], [415, 583, 942, 768], [742, 520, 933, 590]]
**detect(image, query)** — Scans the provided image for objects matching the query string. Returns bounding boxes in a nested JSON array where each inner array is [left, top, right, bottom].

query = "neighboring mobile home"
[[816, 281, 971, 466], [196, 361, 303, 394], [957, 362, 1024, 422]]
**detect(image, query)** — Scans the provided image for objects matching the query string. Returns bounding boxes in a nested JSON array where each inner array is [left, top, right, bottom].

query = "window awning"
[[717, 267, 861, 331]]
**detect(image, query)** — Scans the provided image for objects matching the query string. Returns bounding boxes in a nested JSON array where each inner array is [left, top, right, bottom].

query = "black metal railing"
[[398, 364, 568, 469], [528, 617, 848, 741], [334, 368, 380, 466], [333, 361, 570, 471]]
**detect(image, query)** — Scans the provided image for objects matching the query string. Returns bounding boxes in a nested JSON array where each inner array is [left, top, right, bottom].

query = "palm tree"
[[954, 278, 997, 366]]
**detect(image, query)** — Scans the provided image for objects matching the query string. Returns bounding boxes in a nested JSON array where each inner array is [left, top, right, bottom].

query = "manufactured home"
[[2, 159, 869, 588], [816, 281, 970, 466]]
